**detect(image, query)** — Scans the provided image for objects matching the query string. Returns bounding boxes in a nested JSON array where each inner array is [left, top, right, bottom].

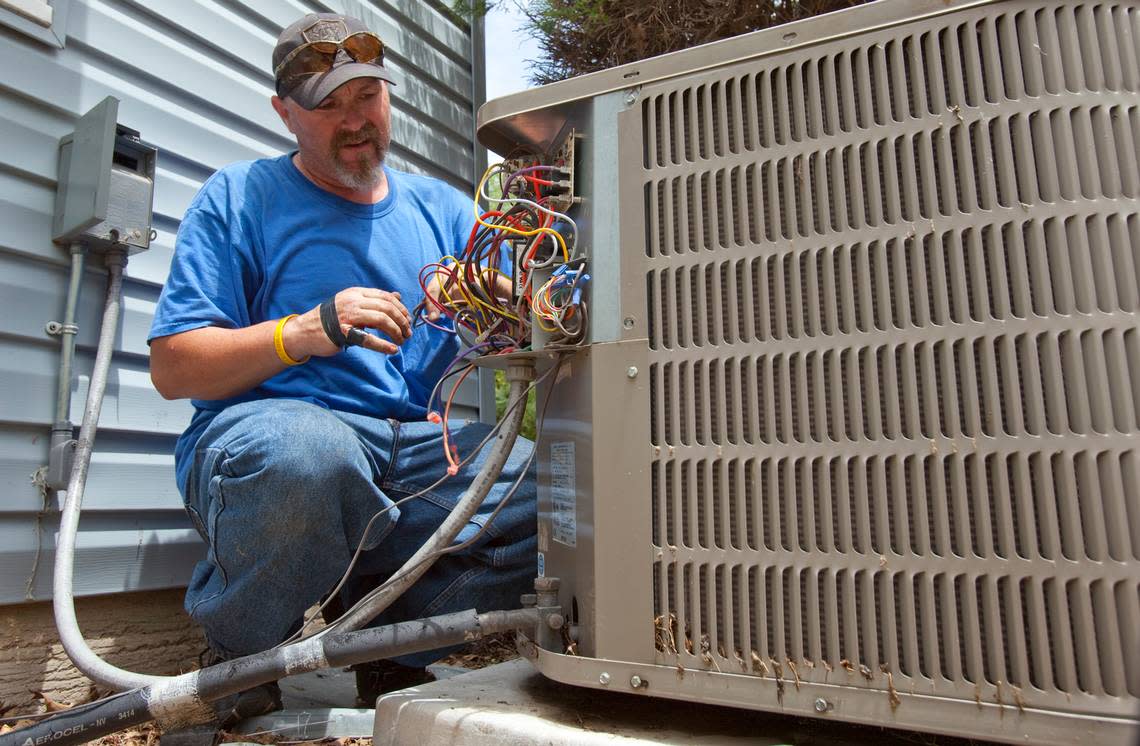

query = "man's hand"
[[424, 266, 513, 322], [288, 287, 413, 356]]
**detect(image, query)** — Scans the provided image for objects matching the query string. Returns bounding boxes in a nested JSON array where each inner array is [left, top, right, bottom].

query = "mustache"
[[333, 123, 382, 151]]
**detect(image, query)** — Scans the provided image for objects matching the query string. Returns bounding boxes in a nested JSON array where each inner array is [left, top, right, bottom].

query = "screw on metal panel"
[[622, 316, 635, 329], [630, 675, 646, 689], [624, 89, 639, 105], [814, 697, 831, 713], [627, 366, 638, 379], [598, 672, 611, 685]]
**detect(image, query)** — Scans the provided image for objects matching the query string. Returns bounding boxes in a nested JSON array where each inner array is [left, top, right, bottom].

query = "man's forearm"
[[149, 288, 413, 401], [150, 322, 296, 400]]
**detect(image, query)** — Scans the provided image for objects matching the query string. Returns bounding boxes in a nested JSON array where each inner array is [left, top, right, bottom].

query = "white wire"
[[477, 163, 580, 257]]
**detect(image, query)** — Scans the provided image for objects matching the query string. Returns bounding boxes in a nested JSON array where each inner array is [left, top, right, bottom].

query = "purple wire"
[[426, 336, 523, 465], [419, 315, 454, 334], [511, 165, 560, 175], [501, 164, 561, 198], [427, 341, 496, 416]]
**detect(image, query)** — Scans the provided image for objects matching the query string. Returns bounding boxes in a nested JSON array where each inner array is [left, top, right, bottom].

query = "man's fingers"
[[341, 324, 399, 355], [348, 311, 411, 345], [353, 289, 410, 324], [338, 292, 411, 340], [359, 288, 402, 306], [353, 329, 399, 355], [357, 299, 412, 334]]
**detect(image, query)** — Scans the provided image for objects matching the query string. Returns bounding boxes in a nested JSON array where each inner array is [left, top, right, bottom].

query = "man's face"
[[275, 78, 392, 191]]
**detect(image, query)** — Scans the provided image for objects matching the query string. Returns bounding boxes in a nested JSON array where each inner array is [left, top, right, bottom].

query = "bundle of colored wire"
[[417, 255, 521, 348], [532, 260, 589, 342], [414, 159, 585, 464]]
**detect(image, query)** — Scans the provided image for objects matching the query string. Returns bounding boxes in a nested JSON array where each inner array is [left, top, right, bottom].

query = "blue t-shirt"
[[149, 155, 472, 491]]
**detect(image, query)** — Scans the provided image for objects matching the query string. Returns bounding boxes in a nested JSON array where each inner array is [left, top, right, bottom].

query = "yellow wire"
[[474, 166, 570, 263], [433, 255, 522, 327], [433, 256, 471, 311], [468, 267, 519, 322]]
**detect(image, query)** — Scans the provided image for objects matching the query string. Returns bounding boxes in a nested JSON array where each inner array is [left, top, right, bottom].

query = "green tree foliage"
[[495, 369, 537, 441], [461, 0, 867, 85]]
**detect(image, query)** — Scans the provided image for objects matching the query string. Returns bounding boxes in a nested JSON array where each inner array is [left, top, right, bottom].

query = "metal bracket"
[[44, 321, 78, 337]]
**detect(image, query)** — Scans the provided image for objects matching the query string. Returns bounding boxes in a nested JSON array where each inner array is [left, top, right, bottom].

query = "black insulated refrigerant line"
[[0, 608, 538, 746]]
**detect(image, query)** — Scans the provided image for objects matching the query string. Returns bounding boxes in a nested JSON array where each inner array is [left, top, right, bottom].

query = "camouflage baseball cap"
[[273, 13, 395, 109]]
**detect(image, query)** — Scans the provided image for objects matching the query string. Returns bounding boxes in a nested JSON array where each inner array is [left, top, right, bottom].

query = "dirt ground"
[[0, 633, 520, 745]]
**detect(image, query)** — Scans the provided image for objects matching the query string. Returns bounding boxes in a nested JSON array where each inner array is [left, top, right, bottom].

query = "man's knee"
[[204, 400, 370, 485]]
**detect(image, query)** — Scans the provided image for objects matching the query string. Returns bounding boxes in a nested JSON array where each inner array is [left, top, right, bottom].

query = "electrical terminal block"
[[501, 130, 580, 211]]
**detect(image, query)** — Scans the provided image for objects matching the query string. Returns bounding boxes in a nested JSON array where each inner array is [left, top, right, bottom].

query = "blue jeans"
[[180, 399, 537, 666]]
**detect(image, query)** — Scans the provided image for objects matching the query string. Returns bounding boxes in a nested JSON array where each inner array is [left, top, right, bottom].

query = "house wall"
[[0, 0, 486, 710]]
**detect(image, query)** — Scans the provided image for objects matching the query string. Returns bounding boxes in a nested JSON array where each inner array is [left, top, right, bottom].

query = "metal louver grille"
[[641, 0, 1140, 735]]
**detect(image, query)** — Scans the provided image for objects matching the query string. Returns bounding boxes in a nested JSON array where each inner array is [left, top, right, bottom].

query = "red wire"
[[441, 364, 475, 474]]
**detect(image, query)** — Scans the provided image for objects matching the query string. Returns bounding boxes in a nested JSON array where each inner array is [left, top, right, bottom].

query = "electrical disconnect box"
[[45, 96, 157, 491], [52, 96, 156, 252]]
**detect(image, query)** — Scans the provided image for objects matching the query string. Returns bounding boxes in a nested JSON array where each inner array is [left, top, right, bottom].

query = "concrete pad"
[[278, 664, 470, 710], [232, 664, 469, 740], [373, 659, 796, 745]]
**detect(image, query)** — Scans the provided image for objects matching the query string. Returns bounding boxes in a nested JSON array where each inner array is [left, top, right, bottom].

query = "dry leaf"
[[32, 690, 70, 713]]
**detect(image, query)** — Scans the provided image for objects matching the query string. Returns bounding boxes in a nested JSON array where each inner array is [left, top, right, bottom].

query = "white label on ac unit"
[[550, 441, 577, 547]]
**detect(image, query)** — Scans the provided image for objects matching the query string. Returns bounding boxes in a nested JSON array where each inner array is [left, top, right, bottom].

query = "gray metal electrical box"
[[52, 96, 156, 252]]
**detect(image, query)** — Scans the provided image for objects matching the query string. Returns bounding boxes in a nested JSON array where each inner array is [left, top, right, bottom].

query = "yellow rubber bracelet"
[[274, 314, 309, 366]]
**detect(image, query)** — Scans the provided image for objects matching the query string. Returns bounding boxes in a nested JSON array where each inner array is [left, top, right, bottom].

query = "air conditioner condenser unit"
[[478, 1, 1140, 743]]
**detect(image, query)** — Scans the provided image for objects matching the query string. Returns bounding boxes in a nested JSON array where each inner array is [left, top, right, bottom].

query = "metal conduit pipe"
[[51, 250, 168, 691], [0, 607, 540, 746], [47, 245, 87, 489], [327, 361, 535, 634], [53, 244, 86, 425]]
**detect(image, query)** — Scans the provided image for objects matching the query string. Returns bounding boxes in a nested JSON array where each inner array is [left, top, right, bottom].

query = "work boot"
[[353, 659, 436, 707], [199, 648, 283, 728]]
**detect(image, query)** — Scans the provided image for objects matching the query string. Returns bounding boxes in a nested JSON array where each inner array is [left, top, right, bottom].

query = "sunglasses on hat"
[[275, 30, 385, 94]]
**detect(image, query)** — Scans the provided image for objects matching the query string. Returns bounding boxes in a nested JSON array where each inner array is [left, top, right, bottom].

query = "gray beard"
[[329, 124, 387, 190], [332, 157, 384, 190]]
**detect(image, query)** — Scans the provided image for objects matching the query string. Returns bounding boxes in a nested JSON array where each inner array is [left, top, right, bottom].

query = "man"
[[148, 12, 535, 716]]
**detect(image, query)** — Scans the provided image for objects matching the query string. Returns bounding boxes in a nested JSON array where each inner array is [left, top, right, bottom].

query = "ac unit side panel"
[[537, 341, 654, 663]]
